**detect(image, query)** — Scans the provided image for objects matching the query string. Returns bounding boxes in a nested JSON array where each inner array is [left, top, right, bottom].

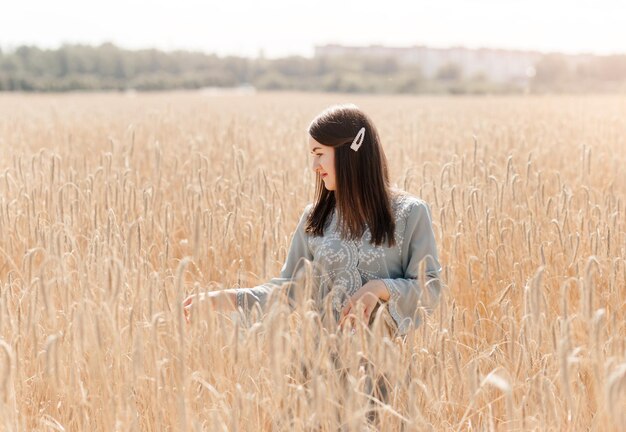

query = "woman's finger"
[[339, 312, 348, 328], [341, 303, 351, 319], [339, 310, 355, 330], [350, 315, 357, 332], [183, 295, 194, 307]]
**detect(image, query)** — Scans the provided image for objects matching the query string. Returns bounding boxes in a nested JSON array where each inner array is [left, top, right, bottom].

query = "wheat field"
[[0, 91, 625, 431]]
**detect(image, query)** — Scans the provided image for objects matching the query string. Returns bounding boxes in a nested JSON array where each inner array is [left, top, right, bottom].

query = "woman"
[[183, 103, 442, 338]]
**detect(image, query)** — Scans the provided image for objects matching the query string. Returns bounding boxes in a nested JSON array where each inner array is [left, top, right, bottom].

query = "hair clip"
[[350, 127, 365, 152]]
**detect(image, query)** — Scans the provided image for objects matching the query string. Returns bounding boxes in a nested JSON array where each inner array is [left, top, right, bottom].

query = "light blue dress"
[[235, 189, 443, 336]]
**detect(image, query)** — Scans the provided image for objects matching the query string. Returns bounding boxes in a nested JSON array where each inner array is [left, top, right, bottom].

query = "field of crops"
[[0, 91, 624, 430]]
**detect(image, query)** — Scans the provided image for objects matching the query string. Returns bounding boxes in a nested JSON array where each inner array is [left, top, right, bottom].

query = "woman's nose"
[[311, 158, 321, 172]]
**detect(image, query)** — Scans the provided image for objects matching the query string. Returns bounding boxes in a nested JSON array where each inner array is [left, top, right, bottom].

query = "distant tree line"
[[1, 43, 625, 94]]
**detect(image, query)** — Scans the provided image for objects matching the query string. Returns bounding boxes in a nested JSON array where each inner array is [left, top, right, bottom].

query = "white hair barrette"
[[350, 127, 365, 152]]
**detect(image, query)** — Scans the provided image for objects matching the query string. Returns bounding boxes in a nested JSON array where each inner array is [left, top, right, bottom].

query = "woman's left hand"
[[339, 280, 389, 331]]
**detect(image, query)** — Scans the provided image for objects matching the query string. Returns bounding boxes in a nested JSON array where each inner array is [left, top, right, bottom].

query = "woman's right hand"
[[183, 292, 209, 324], [182, 290, 238, 324]]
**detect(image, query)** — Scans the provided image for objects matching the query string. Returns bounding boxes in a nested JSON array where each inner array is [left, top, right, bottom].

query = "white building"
[[314, 44, 589, 83]]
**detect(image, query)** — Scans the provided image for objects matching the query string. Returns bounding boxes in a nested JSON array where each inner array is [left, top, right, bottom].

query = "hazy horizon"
[[2, 0, 626, 58], [1, 40, 620, 60]]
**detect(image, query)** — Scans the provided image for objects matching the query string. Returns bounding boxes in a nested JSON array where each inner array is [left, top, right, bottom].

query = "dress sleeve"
[[381, 201, 443, 336], [235, 204, 313, 315]]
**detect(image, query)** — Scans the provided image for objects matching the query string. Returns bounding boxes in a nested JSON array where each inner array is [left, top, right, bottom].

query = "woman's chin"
[[321, 178, 335, 191]]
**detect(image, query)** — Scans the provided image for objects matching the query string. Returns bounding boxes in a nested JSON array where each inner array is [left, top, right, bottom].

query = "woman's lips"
[[322, 173, 328, 178]]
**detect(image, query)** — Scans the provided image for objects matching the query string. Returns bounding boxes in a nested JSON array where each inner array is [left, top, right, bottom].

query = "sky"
[[2, 0, 626, 58]]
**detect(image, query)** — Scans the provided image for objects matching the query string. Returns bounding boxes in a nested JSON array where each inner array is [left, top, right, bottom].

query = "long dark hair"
[[305, 104, 396, 247]]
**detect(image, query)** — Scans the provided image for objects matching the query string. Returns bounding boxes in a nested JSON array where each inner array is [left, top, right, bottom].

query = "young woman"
[[183, 103, 442, 338]]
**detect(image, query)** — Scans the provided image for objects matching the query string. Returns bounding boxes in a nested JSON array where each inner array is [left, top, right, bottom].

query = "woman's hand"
[[183, 292, 208, 324], [182, 290, 238, 324], [339, 280, 390, 331]]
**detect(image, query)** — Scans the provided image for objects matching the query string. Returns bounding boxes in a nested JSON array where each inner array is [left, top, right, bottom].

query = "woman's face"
[[309, 135, 336, 191]]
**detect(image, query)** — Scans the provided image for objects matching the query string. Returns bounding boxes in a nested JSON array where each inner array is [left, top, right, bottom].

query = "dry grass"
[[0, 90, 625, 431]]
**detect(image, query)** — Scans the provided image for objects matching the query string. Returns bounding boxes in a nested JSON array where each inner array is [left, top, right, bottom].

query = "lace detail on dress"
[[307, 190, 420, 318]]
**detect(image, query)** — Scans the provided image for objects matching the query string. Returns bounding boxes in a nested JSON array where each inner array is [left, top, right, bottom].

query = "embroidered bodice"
[[235, 189, 442, 336]]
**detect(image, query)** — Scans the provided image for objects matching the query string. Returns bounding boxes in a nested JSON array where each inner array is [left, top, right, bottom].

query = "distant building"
[[314, 44, 594, 84]]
